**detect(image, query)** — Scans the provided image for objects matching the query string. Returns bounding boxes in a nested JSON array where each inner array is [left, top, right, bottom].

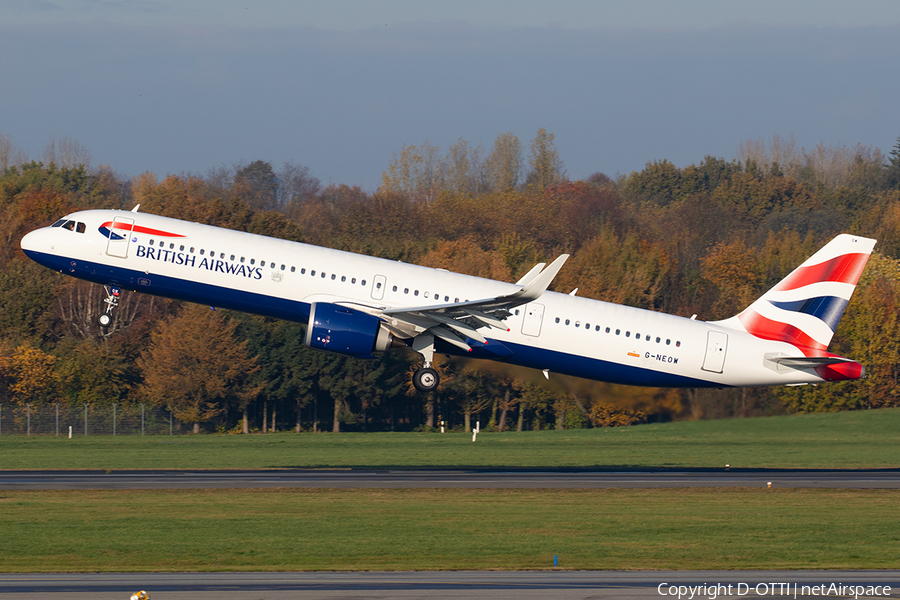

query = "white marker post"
[[68, 426, 72, 439]]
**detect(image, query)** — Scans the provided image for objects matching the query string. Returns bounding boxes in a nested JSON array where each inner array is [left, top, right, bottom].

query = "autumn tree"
[[233, 160, 278, 211], [525, 128, 565, 189], [885, 136, 900, 190], [42, 137, 91, 171], [138, 304, 263, 433], [700, 240, 761, 319], [10, 344, 58, 405], [380, 142, 443, 203], [443, 138, 486, 195], [484, 132, 522, 192], [279, 162, 321, 216], [55, 339, 130, 406]]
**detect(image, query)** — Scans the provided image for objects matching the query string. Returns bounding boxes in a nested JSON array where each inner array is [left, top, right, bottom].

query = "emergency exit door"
[[521, 303, 545, 337], [701, 330, 728, 373]]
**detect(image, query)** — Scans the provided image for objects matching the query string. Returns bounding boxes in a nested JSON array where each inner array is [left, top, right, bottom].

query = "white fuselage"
[[21, 209, 832, 388]]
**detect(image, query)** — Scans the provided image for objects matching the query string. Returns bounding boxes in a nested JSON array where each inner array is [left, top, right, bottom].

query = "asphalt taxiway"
[[2, 467, 899, 490], [2, 570, 899, 600]]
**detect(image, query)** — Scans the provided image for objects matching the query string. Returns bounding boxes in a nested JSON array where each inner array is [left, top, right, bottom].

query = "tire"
[[412, 367, 440, 393], [98, 313, 112, 327]]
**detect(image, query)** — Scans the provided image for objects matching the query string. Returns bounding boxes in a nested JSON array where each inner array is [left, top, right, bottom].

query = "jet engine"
[[304, 302, 393, 358]]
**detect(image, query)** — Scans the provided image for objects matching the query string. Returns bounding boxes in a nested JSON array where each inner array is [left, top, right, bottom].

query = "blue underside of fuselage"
[[26, 250, 721, 388]]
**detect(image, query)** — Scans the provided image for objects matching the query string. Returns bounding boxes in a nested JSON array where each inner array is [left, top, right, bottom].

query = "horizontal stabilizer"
[[769, 356, 855, 369], [768, 356, 856, 368]]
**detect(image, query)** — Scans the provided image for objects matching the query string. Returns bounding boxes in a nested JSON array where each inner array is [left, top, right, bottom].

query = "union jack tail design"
[[714, 234, 876, 355]]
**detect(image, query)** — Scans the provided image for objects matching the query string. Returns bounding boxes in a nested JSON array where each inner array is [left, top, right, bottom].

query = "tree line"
[[1, 131, 899, 433]]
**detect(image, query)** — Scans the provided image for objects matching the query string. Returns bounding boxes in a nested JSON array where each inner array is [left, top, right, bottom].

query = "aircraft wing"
[[379, 254, 569, 347]]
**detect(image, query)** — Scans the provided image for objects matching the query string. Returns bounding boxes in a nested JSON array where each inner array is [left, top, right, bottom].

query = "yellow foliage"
[[10, 344, 57, 404]]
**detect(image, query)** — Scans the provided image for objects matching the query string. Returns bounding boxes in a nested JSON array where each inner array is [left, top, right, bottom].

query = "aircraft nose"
[[20, 228, 44, 253]]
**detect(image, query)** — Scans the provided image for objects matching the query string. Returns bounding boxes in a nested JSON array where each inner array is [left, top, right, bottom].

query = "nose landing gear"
[[98, 286, 120, 327]]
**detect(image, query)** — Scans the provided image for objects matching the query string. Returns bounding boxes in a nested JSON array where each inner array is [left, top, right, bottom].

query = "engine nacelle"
[[305, 302, 393, 358]]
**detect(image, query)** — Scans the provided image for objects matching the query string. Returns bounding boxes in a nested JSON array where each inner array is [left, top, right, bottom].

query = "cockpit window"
[[51, 219, 67, 228], [61, 221, 75, 231], [75, 222, 86, 233]]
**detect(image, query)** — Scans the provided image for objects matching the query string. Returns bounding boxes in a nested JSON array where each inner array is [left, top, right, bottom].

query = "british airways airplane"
[[20, 207, 876, 392]]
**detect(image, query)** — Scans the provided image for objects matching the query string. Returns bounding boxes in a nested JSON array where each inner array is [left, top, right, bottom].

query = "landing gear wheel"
[[413, 367, 439, 393], [98, 313, 112, 327]]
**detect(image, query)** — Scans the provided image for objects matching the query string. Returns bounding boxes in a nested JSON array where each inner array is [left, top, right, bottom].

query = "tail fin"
[[714, 234, 876, 353]]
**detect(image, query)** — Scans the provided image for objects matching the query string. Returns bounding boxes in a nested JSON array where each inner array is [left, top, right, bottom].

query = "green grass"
[[1, 487, 898, 572], [2, 408, 900, 470]]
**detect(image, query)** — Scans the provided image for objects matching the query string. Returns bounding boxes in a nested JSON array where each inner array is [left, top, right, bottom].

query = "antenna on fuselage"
[[131, 204, 141, 213]]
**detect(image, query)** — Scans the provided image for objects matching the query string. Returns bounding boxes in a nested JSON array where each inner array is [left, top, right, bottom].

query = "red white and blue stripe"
[[717, 234, 876, 355]]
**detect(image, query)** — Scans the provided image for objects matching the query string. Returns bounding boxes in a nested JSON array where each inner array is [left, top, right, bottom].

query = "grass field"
[[3, 409, 898, 573], [1, 487, 898, 572], [1, 407, 900, 470]]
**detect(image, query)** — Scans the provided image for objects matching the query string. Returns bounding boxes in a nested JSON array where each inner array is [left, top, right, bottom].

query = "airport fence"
[[0, 403, 189, 436]]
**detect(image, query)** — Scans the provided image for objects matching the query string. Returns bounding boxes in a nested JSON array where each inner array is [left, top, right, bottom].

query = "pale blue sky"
[[2, 1, 899, 188], [6, 0, 899, 29]]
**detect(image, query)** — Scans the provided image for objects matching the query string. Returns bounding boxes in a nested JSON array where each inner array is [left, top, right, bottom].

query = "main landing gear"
[[413, 367, 439, 393], [411, 334, 440, 393], [98, 286, 120, 327]]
